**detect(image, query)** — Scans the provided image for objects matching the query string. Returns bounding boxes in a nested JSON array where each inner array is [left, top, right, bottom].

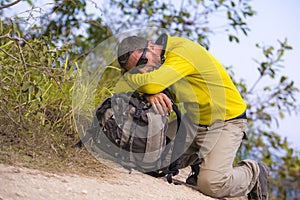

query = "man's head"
[[117, 36, 163, 74]]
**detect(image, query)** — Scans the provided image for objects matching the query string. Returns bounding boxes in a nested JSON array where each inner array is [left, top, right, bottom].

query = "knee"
[[197, 170, 227, 198]]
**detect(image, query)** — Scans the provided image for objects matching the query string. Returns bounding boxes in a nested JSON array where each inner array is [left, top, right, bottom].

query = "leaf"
[[280, 76, 287, 83], [0, 40, 14, 49], [263, 46, 274, 58], [26, 0, 34, 6], [279, 111, 285, 119], [284, 45, 293, 50], [229, 35, 239, 43], [263, 86, 271, 91], [227, 11, 232, 19], [231, 1, 235, 7]]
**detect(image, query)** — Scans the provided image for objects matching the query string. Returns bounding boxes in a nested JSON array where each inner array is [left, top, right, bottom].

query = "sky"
[[209, 0, 300, 150], [7, 0, 299, 150]]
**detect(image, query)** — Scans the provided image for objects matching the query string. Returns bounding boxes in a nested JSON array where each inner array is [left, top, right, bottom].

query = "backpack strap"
[[158, 89, 187, 184], [166, 103, 187, 184]]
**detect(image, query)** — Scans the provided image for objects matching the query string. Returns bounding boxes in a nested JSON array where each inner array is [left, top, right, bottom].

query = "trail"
[[0, 164, 247, 200]]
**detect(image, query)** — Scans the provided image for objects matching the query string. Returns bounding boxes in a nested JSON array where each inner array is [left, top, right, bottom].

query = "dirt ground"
[[0, 164, 248, 200]]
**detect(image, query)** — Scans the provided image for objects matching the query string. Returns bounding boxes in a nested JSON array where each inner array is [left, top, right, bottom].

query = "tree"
[[0, 0, 299, 199], [106, 0, 254, 48]]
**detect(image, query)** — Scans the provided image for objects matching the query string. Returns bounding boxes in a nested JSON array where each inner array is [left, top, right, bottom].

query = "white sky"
[[209, 0, 300, 150]]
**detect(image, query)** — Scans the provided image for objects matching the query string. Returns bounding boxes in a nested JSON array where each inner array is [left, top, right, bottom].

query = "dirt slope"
[[0, 164, 247, 200]]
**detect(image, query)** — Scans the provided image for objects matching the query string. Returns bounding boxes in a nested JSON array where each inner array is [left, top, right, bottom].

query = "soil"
[[0, 164, 247, 200]]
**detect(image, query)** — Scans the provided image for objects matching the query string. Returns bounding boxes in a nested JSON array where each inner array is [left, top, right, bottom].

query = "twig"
[[87, 0, 103, 13], [20, 38, 39, 58], [0, 33, 40, 66], [0, 106, 28, 130], [0, 0, 22, 10], [16, 40, 27, 70], [248, 76, 263, 94], [51, 144, 58, 154], [0, 47, 20, 62]]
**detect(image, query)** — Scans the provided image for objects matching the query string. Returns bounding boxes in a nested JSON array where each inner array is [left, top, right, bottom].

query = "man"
[[116, 34, 269, 199]]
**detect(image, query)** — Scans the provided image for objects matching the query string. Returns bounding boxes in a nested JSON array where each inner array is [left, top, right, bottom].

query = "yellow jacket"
[[115, 34, 246, 125]]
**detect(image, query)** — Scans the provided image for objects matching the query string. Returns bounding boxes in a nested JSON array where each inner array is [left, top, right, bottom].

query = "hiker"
[[115, 34, 269, 199]]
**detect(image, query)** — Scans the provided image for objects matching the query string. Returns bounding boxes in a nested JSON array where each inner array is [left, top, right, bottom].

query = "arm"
[[124, 59, 193, 115], [113, 76, 134, 93], [123, 55, 193, 94]]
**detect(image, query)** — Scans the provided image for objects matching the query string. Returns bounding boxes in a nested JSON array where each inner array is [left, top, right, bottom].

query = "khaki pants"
[[170, 115, 259, 198]]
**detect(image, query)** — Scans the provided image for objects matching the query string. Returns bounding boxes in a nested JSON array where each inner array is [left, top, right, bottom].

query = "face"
[[125, 41, 162, 71]]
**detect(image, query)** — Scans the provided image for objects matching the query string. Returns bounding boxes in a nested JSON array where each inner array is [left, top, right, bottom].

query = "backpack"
[[74, 91, 186, 183]]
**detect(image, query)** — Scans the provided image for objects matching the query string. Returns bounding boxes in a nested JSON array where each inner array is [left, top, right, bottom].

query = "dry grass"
[[0, 116, 110, 179]]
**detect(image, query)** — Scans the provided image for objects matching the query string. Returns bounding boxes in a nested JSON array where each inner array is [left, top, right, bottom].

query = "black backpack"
[[74, 91, 187, 183]]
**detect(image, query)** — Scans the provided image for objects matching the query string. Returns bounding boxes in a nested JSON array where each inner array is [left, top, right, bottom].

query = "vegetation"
[[0, 0, 299, 199]]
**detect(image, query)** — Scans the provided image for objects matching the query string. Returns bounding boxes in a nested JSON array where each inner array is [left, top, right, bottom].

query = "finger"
[[148, 98, 160, 114], [165, 98, 173, 112], [151, 98, 166, 115], [159, 94, 173, 113], [146, 93, 173, 115], [156, 98, 167, 115], [151, 103, 159, 114], [155, 103, 166, 116], [148, 96, 163, 114]]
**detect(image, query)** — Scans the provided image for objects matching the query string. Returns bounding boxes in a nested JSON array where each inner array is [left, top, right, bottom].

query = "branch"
[[0, 0, 22, 10], [248, 75, 263, 94], [0, 47, 20, 61], [16, 39, 27, 70], [0, 106, 28, 130]]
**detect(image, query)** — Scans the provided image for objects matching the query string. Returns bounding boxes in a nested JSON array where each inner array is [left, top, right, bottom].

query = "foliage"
[[106, 0, 255, 48], [234, 39, 300, 199], [0, 0, 115, 174], [42, 0, 112, 54], [0, 0, 299, 199], [0, 18, 75, 139]]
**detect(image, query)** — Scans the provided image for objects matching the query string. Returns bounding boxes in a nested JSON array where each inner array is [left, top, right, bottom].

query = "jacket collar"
[[155, 33, 168, 64]]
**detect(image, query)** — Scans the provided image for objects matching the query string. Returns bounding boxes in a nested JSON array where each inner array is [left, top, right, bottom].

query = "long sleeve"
[[122, 51, 195, 94]]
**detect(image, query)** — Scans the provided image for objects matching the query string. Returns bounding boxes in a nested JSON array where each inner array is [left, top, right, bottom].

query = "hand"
[[145, 93, 173, 115]]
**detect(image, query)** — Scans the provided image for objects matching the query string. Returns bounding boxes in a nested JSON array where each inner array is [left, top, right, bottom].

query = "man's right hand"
[[145, 93, 173, 116]]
